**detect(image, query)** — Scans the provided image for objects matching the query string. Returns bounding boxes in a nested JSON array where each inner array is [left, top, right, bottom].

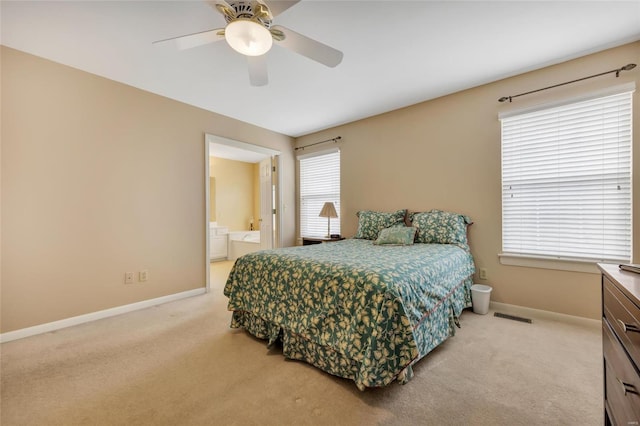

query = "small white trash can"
[[471, 284, 492, 315]]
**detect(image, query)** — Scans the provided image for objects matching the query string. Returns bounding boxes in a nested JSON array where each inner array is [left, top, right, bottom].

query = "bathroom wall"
[[209, 177, 216, 222], [209, 156, 258, 232]]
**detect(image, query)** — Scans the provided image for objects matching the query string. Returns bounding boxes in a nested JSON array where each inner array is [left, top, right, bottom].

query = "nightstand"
[[302, 236, 345, 246]]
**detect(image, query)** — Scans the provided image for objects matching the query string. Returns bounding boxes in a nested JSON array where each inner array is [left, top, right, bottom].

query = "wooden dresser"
[[599, 263, 640, 425]]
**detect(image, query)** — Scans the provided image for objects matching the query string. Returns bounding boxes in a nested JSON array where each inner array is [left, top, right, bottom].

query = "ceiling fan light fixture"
[[225, 19, 273, 56]]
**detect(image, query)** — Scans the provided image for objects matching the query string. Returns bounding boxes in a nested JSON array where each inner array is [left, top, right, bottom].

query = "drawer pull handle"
[[617, 378, 639, 396], [616, 319, 640, 333]]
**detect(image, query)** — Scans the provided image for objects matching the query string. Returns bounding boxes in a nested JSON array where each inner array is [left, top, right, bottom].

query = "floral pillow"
[[373, 226, 416, 246], [355, 209, 407, 240], [410, 209, 472, 247]]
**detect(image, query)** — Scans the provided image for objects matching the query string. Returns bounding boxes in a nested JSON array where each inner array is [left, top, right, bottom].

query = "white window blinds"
[[299, 150, 340, 237], [501, 90, 633, 262]]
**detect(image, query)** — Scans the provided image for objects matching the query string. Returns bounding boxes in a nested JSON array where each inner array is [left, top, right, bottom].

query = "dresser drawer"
[[603, 320, 640, 424], [603, 276, 640, 365]]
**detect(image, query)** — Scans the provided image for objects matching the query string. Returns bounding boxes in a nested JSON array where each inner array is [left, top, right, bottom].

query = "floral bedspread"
[[224, 238, 475, 390]]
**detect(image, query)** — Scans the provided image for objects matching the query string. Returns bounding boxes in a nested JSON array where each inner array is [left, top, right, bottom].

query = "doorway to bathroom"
[[204, 134, 282, 292]]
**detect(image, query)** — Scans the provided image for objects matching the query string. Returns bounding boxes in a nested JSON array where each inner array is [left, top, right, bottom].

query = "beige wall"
[[295, 41, 640, 320], [1, 46, 295, 332], [209, 156, 256, 231]]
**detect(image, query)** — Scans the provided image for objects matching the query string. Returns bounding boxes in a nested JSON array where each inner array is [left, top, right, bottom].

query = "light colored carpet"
[[1, 261, 602, 425]]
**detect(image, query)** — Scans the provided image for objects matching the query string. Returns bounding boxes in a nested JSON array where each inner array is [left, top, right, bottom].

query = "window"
[[299, 150, 340, 237], [500, 89, 633, 263]]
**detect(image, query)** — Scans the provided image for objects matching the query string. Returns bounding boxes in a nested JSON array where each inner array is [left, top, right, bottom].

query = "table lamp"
[[318, 202, 338, 238]]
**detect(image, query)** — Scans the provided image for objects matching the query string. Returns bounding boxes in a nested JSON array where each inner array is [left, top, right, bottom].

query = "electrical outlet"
[[139, 270, 148, 282], [125, 272, 134, 284], [479, 268, 488, 280]]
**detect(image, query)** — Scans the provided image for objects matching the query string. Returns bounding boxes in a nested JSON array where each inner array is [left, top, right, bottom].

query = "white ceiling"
[[2, 1, 639, 137]]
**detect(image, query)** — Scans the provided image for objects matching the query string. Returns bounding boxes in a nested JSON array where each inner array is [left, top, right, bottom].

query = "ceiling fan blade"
[[271, 25, 343, 68], [153, 28, 225, 50], [251, 1, 272, 21], [247, 55, 268, 86], [208, 0, 236, 20], [265, 1, 300, 17]]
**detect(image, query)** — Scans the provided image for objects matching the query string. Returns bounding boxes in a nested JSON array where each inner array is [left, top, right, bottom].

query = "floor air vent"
[[494, 312, 532, 324]]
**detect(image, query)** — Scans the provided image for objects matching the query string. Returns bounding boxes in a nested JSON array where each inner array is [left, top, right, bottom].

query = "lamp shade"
[[225, 19, 273, 56], [318, 202, 338, 218]]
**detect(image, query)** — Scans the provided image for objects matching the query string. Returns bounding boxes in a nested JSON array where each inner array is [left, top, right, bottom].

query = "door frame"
[[204, 134, 282, 292]]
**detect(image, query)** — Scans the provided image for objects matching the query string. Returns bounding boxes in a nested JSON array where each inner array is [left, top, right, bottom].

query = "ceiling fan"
[[153, 0, 343, 86]]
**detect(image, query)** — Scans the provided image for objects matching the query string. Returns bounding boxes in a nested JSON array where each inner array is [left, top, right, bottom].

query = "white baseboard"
[[489, 301, 600, 329], [0, 288, 206, 343]]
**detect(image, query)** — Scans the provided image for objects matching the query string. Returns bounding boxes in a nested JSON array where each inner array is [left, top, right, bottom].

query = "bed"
[[223, 209, 475, 390]]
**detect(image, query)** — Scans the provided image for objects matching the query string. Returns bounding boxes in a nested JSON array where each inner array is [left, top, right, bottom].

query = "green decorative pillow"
[[355, 209, 407, 240], [373, 226, 416, 245], [410, 210, 472, 247]]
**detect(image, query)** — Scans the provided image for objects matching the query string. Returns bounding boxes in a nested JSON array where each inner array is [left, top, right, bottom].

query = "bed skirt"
[[229, 277, 473, 390]]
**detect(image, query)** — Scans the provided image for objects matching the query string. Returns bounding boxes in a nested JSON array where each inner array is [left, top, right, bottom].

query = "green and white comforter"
[[224, 238, 475, 390]]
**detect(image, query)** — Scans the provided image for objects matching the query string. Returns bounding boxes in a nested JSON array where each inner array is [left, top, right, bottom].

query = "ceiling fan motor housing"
[[224, 1, 273, 29]]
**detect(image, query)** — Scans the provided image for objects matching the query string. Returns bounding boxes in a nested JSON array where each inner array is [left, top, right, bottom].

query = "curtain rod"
[[498, 63, 636, 103], [295, 136, 342, 151]]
